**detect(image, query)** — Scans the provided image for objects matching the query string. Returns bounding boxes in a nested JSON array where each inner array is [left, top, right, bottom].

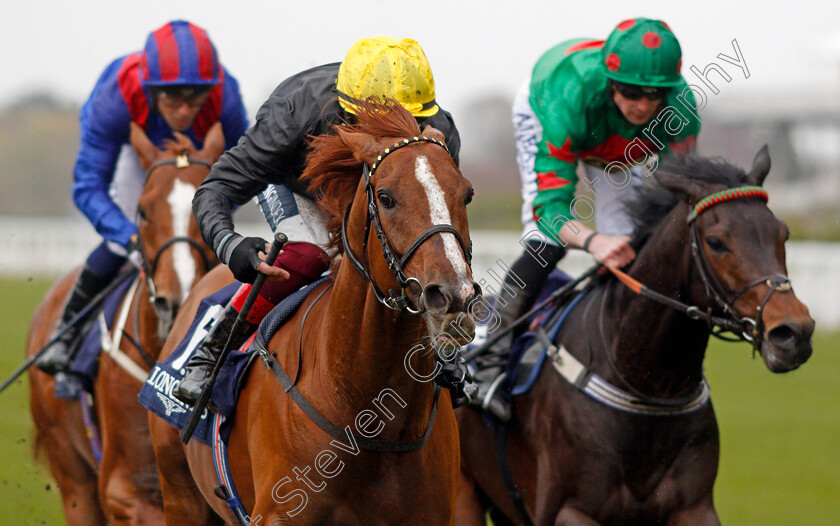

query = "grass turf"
[[0, 277, 837, 524]]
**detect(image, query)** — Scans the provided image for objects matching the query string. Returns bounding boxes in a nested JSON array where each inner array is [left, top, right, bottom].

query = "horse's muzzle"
[[421, 281, 481, 346], [761, 317, 815, 372], [422, 281, 481, 315]]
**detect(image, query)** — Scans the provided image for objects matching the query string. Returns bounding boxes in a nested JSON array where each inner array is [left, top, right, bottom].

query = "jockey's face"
[[612, 84, 662, 125], [156, 91, 210, 132]]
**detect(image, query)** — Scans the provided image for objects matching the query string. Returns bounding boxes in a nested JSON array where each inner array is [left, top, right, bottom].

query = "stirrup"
[[35, 326, 79, 375]]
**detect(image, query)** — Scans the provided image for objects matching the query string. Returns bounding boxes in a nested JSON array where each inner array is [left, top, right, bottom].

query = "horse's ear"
[[200, 122, 226, 163], [654, 169, 719, 205], [130, 122, 159, 170], [335, 126, 380, 165], [419, 125, 446, 142], [746, 144, 771, 186]]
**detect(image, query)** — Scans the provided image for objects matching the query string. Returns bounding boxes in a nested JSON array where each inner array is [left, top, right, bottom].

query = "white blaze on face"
[[414, 156, 473, 303], [167, 179, 197, 303]]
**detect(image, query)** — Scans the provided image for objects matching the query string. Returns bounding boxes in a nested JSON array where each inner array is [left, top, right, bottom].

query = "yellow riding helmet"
[[337, 36, 439, 118]]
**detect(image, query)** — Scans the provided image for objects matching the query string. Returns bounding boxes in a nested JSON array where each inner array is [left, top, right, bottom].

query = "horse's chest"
[[265, 448, 454, 524], [306, 465, 453, 524], [562, 410, 716, 520]]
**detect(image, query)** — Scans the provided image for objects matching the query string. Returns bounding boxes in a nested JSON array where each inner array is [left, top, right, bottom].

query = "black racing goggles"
[[612, 81, 672, 101]]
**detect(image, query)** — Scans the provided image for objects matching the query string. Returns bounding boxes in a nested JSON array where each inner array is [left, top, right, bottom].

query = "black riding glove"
[[219, 234, 269, 284]]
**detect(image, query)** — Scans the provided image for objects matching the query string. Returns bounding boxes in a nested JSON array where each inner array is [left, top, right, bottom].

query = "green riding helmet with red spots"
[[602, 18, 682, 88]]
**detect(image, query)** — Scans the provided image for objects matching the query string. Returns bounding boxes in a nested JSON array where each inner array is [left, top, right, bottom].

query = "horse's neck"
[[320, 261, 436, 438], [604, 207, 710, 398]]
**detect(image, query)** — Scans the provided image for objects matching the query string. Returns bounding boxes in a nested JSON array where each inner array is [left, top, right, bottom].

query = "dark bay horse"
[[456, 147, 814, 526], [27, 123, 222, 525], [149, 99, 480, 525]]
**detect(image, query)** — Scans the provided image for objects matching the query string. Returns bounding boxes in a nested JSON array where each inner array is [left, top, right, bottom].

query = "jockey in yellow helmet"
[[176, 36, 462, 406]]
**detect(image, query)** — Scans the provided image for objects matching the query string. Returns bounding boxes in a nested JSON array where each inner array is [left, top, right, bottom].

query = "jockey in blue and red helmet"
[[36, 20, 248, 377]]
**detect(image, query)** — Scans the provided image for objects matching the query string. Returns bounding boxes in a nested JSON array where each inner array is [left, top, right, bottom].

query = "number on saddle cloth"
[[138, 282, 239, 444], [138, 276, 332, 445]]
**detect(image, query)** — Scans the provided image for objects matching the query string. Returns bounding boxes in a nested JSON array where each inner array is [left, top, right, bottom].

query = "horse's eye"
[[705, 236, 727, 252], [465, 188, 474, 206], [137, 207, 147, 221], [378, 192, 395, 209]]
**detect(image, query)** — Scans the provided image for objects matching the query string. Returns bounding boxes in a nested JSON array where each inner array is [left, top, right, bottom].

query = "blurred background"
[[0, 0, 838, 524]]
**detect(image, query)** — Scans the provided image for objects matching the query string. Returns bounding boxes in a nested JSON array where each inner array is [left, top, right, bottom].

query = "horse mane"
[[301, 97, 421, 252], [625, 154, 751, 247]]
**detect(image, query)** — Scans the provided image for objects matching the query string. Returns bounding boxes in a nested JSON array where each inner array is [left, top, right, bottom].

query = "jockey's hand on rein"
[[588, 234, 636, 269], [126, 234, 144, 269]]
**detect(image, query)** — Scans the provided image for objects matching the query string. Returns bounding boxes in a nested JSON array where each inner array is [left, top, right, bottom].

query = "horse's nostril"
[[767, 323, 803, 351], [153, 296, 173, 314], [423, 284, 449, 313], [768, 325, 794, 345]]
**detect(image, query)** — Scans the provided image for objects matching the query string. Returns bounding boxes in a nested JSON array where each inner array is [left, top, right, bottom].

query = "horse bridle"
[[687, 212, 791, 351], [135, 151, 214, 301], [611, 185, 792, 352], [341, 136, 472, 315]]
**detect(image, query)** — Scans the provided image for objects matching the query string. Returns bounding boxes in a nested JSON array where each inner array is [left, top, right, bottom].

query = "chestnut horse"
[[149, 100, 479, 524], [27, 123, 222, 525], [456, 148, 815, 526]]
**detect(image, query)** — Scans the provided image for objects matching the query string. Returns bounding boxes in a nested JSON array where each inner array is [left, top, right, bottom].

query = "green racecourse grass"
[[0, 277, 838, 525]]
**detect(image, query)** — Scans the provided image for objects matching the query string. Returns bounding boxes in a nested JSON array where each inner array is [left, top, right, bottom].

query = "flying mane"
[[301, 97, 421, 252], [626, 154, 752, 247]]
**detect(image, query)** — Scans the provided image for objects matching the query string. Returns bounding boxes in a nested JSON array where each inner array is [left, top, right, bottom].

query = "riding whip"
[[180, 232, 287, 444], [0, 267, 137, 395]]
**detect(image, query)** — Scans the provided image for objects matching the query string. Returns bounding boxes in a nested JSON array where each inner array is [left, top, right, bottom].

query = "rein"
[[79, 151, 215, 392], [146, 151, 213, 174], [341, 136, 472, 314], [608, 185, 792, 352], [254, 136, 465, 452], [135, 151, 214, 302], [253, 279, 443, 453]]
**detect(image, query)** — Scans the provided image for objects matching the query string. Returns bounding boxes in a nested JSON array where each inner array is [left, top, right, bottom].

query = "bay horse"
[[149, 99, 480, 525], [27, 122, 222, 525], [456, 147, 815, 526]]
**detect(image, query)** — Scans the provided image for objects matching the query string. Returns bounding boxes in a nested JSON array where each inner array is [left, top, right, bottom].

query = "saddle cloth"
[[466, 270, 578, 401], [138, 277, 331, 445], [56, 270, 139, 399]]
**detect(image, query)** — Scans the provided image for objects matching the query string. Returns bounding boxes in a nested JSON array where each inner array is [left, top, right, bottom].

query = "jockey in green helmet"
[[472, 18, 701, 422]]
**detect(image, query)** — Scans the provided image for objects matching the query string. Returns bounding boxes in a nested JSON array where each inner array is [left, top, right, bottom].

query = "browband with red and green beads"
[[688, 186, 768, 222]]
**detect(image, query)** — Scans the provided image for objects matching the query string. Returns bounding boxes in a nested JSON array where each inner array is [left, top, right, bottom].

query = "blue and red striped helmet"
[[140, 20, 221, 87]]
